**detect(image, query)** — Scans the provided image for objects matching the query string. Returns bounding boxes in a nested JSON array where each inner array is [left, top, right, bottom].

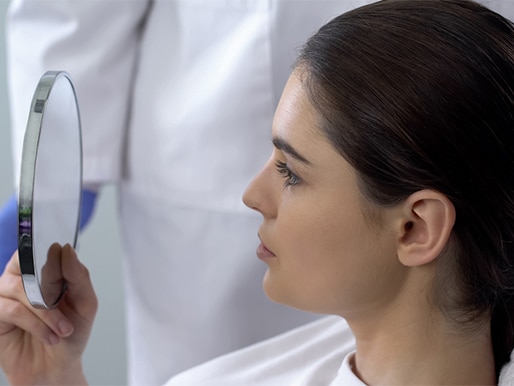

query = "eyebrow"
[[272, 136, 312, 165]]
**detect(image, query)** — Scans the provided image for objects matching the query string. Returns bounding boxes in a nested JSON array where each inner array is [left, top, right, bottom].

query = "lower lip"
[[256, 243, 276, 261]]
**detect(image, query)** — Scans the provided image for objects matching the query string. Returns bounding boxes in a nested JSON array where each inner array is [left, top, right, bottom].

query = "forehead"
[[272, 73, 359, 185], [272, 73, 328, 149]]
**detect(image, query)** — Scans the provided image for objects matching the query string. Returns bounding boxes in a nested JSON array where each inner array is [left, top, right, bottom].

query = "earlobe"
[[397, 190, 456, 267]]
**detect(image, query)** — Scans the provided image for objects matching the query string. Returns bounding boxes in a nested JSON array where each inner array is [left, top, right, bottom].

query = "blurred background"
[[0, 1, 128, 384]]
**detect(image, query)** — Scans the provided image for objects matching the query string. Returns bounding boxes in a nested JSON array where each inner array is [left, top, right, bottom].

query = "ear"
[[396, 190, 456, 267]]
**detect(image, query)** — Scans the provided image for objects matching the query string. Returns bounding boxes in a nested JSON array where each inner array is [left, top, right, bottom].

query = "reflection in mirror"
[[18, 71, 82, 309]]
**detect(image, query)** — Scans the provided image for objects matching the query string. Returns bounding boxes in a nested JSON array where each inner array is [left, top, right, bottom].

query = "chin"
[[262, 270, 288, 305], [262, 271, 312, 311]]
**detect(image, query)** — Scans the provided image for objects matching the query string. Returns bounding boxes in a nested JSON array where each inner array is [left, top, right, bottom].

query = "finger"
[[0, 263, 74, 339], [4, 250, 20, 276], [44, 243, 65, 285], [41, 243, 66, 305], [60, 245, 98, 319], [0, 295, 61, 346]]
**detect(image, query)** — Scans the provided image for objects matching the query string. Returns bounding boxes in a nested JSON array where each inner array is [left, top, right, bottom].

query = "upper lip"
[[258, 233, 275, 255]]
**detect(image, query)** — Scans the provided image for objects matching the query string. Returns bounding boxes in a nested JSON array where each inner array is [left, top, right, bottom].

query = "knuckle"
[[2, 274, 22, 297], [3, 299, 23, 319]]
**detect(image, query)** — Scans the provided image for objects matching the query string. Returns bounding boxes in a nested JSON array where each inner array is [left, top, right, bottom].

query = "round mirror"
[[18, 71, 82, 309]]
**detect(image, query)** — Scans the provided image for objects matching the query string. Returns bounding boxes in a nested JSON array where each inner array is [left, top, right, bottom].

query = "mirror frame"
[[17, 71, 83, 309]]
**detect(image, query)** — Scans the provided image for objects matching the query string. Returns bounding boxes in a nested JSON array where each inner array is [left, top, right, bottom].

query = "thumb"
[[60, 245, 97, 321]]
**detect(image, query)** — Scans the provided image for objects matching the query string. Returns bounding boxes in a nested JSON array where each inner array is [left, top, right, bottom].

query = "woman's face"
[[243, 73, 408, 318]]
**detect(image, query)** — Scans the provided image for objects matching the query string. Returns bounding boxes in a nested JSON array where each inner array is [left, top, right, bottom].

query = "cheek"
[[264, 197, 374, 312], [264, 193, 405, 316]]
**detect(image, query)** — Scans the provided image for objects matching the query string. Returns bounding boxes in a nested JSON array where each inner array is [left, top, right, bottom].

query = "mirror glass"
[[18, 71, 82, 309]]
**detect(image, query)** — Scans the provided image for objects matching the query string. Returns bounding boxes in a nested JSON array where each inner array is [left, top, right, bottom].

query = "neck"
[[345, 304, 496, 385]]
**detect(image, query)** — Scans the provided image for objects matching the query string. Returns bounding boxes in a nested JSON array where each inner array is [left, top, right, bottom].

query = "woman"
[[0, 0, 513, 384]]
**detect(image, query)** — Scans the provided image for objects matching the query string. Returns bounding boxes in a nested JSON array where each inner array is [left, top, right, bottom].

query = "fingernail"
[[58, 319, 73, 336]]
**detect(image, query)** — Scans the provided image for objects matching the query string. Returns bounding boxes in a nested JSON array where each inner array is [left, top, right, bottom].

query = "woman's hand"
[[0, 244, 98, 385]]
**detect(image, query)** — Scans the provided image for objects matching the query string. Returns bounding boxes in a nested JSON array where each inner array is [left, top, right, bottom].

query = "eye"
[[275, 160, 301, 187]]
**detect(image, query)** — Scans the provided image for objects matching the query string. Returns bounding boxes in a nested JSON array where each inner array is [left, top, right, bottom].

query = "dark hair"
[[297, 0, 514, 376]]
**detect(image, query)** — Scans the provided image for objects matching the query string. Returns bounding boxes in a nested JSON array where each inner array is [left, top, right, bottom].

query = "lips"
[[256, 236, 276, 260]]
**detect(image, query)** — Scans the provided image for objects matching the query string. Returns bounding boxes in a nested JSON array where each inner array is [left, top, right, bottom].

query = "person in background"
[[0, 1, 388, 384]]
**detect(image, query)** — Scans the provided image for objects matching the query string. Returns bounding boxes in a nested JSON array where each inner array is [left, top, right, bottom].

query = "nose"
[[242, 158, 277, 218]]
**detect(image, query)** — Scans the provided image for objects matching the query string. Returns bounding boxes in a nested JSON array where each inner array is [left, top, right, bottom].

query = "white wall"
[[0, 1, 128, 384]]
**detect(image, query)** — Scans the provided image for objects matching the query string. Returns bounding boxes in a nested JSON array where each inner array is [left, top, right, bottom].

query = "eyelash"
[[275, 160, 301, 187]]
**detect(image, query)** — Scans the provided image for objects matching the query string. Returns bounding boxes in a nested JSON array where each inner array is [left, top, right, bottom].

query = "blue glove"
[[0, 194, 18, 274], [79, 189, 99, 230], [0, 189, 98, 275]]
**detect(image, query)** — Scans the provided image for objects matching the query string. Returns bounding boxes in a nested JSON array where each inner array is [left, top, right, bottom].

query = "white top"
[[165, 316, 362, 386], [166, 315, 514, 386]]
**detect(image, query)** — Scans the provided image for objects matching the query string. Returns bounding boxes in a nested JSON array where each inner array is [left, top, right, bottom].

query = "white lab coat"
[[6, 1, 514, 385]]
